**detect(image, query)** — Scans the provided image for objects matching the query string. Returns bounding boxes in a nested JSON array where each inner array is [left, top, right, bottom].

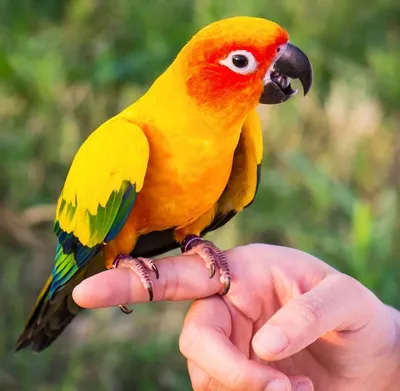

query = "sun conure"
[[16, 16, 313, 352]]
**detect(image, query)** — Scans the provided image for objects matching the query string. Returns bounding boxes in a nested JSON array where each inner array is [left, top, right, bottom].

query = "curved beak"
[[260, 42, 313, 105]]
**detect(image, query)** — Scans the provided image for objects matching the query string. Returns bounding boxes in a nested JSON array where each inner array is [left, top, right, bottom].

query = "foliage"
[[1, 0, 399, 390]]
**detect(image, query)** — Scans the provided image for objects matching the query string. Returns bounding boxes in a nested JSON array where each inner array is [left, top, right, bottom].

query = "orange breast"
[[103, 140, 235, 267], [130, 124, 238, 233]]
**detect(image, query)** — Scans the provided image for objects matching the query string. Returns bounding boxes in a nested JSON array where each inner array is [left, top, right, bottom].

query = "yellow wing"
[[16, 116, 149, 352], [56, 115, 149, 248]]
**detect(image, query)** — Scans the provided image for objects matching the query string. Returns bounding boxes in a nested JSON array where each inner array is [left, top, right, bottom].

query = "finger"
[[288, 377, 314, 391], [187, 361, 220, 391], [73, 254, 223, 308], [180, 297, 292, 391], [188, 361, 313, 391], [72, 243, 330, 309], [252, 273, 378, 361]]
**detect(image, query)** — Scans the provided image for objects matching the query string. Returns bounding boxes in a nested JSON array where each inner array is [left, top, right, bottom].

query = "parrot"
[[16, 16, 313, 352]]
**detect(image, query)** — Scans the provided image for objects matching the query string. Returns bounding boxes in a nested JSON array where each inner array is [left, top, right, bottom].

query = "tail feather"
[[16, 273, 83, 352], [16, 248, 107, 352], [18, 227, 186, 352]]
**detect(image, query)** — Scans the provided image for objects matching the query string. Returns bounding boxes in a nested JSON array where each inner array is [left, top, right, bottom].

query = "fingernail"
[[255, 325, 288, 356], [265, 379, 290, 391], [296, 381, 313, 391]]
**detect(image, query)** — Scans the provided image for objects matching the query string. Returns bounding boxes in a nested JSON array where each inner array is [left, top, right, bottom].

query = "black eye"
[[232, 54, 249, 68], [276, 47, 281, 53]]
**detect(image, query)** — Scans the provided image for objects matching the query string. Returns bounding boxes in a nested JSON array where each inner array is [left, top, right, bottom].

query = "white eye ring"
[[219, 50, 258, 75]]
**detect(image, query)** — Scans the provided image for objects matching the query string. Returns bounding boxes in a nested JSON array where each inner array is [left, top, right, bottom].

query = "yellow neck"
[[144, 62, 256, 132]]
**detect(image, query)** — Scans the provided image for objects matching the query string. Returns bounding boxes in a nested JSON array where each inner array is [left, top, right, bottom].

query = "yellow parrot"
[[16, 16, 313, 352]]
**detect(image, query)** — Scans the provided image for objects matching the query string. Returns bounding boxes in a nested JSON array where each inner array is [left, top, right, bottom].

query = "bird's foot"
[[181, 234, 231, 295], [112, 255, 159, 314]]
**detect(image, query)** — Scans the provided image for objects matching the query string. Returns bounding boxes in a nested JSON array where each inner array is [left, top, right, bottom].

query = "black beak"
[[260, 42, 313, 105]]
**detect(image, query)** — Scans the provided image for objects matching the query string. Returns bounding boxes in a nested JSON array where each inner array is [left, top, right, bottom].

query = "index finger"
[[72, 254, 222, 308]]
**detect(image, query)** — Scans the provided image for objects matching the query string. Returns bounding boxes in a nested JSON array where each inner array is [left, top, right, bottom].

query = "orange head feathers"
[[174, 16, 313, 116]]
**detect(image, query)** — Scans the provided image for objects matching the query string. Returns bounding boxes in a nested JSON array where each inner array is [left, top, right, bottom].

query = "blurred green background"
[[1, 0, 399, 390]]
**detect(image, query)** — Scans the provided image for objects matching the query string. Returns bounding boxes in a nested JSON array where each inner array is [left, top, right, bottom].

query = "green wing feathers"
[[16, 118, 149, 351]]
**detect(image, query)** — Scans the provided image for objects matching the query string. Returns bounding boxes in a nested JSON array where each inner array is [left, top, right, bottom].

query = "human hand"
[[73, 244, 400, 391]]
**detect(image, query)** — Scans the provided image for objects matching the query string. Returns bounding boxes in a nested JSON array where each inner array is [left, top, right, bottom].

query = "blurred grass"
[[1, 0, 399, 390]]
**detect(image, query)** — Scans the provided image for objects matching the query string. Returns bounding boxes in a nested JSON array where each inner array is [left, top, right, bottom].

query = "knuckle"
[[188, 361, 223, 391], [295, 295, 327, 326], [190, 371, 213, 391], [340, 274, 365, 294], [163, 259, 179, 301], [332, 273, 370, 302], [226, 367, 264, 391], [192, 378, 215, 391], [336, 273, 377, 309], [329, 273, 379, 327]]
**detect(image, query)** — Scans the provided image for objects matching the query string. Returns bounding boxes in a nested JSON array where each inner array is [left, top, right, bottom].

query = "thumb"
[[252, 273, 377, 361]]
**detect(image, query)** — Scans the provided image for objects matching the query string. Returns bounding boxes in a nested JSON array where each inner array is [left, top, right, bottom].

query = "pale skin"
[[73, 244, 400, 391]]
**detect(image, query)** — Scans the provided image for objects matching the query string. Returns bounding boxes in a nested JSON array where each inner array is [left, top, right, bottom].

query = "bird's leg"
[[112, 255, 159, 314], [181, 234, 231, 295]]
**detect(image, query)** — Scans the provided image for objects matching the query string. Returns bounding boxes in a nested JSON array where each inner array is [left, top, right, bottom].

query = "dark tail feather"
[[16, 274, 82, 352]]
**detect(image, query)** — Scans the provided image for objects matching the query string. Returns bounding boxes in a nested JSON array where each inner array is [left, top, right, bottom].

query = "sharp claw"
[[152, 264, 160, 279], [148, 285, 154, 301], [209, 262, 216, 278], [181, 235, 232, 296], [119, 304, 133, 314], [113, 255, 156, 303], [220, 278, 231, 296]]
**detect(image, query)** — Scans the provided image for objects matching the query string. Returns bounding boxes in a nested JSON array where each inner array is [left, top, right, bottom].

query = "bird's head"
[[176, 16, 313, 117]]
